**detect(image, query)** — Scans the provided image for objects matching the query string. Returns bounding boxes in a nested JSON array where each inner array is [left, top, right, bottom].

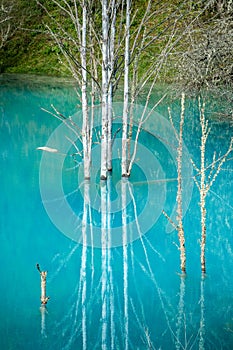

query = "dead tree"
[[174, 1, 233, 118], [37, 0, 205, 180], [192, 98, 233, 274], [163, 93, 186, 275], [36, 264, 50, 305]]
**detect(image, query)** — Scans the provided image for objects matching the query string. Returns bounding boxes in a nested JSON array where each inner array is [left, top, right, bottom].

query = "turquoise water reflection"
[[0, 74, 233, 349]]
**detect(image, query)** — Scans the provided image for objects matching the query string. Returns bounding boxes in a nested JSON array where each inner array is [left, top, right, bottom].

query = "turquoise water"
[[1, 74, 233, 349]]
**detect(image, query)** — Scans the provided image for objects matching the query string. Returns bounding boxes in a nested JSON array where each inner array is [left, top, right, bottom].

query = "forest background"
[[0, 0, 232, 99]]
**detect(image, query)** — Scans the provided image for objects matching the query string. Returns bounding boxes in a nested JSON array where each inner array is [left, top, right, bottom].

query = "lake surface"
[[0, 74, 233, 349]]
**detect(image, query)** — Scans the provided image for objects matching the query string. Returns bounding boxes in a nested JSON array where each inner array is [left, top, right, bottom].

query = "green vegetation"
[[0, 0, 232, 93]]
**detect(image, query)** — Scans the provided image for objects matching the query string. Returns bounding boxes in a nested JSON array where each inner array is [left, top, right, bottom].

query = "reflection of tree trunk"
[[40, 305, 47, 338], [101, 181, 108, 349], [199, 276, 205, 350], [200, 196, 206, 274], [101, 178, 115, 349], [122, 179, 129, 350], [101, 0, 109, 180], [81, 180, 89, 350], [175, 277, 185, 350], [107, 176, 115, 350]]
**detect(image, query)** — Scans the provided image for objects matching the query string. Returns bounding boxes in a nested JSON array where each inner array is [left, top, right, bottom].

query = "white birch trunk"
[[41, 271, 47, 303], [39, 271, 49, 305], [122, 0, 131, 177], [107, 0, 117, 172], [81, 1, 91, 180], [40, 305, 47, 338], [101, 0, 109, 180], [176, 93, 186, 274]]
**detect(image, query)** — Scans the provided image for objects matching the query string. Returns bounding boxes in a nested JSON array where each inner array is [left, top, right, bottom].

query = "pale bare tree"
[[121, 0, 130, 177], [0, 0, 19, 48], [37, 0, 206, 180], [174, 0, 233, 117], [163, 93, 186, 274], [192, 98, 233, 274]]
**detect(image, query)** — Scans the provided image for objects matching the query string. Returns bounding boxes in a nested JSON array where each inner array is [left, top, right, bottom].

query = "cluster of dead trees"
[[165, 94, 232, 276], [37, 0, 184, 180], [174, 0, 233, 118], [33, 0, 233, 275], [35, 0, 233, 181]]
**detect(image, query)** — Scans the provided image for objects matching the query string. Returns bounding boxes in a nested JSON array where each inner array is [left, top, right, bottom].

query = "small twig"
[[162, 210, 178, 230]]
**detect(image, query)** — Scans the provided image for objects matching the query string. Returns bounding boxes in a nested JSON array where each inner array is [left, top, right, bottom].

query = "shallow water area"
[[0, 74, 233, 349]]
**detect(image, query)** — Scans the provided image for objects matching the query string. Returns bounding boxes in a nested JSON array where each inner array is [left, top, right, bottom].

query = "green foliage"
[[0, 0, 232, 87]]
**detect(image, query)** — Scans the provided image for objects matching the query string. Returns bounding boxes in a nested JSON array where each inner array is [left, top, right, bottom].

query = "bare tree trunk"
[[107, 0, 117, 172], [101, 0, 109, 180], [107, 176, 115, 349], [81, 1, 91, 180], [121, 0, 131, 177], [40, 305, 47, 338], [199, 275, 205, 350], [81, 180, 89, 349]]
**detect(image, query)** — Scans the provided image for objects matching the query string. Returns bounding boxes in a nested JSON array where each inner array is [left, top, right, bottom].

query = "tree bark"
[[121, 0, 131, 177], [176, 93, 186, 274], [81, 1, 91, 180], [200, 103, 207, 274], [107, 0, 117, 172]]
